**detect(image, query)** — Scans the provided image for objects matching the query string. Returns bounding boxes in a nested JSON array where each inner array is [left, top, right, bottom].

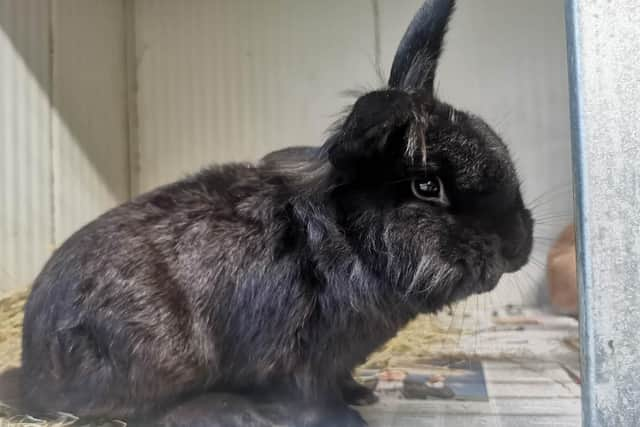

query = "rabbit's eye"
[[411, 175, 449, 206]]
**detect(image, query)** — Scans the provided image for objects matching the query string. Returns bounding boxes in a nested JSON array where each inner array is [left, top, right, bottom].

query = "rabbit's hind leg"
[[340, 374, 379, 406], [137, 392, 368, 427]]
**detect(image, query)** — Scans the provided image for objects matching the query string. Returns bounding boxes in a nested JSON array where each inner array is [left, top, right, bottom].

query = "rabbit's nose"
[[501, 209, 534, 272]]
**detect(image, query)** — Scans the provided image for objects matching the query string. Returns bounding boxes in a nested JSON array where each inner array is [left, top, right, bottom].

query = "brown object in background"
[[547, 224, 578, 316]]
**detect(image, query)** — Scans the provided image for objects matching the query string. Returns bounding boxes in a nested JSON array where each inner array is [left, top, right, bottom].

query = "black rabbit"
[[21, 0, 533, 426]]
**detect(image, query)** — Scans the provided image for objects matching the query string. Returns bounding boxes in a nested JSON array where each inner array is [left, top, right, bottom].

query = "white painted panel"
[[379, 0, 573, 305], [51, 0, 130, 243], [0, 0, 53, 291], [134, 0, 378, 191]]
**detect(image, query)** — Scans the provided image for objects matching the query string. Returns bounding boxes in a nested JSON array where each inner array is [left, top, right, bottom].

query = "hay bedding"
[[0, 289, 458, 426], [0, 290, 26, 370]]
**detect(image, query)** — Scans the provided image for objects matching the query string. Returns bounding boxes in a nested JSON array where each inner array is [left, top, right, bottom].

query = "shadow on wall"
[[0, 0, 131, 288], [1, 1, 130, 206], [0, 0, 131, 287]]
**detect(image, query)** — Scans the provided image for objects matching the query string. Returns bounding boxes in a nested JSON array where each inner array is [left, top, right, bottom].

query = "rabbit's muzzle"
[[499, 207, 534, 273]]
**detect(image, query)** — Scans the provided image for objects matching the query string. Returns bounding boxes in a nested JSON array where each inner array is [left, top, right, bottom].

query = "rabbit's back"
[[21, 164, 311, 418]]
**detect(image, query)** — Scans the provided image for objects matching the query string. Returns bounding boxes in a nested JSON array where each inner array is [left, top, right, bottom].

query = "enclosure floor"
[[359, 308, 581, 427]]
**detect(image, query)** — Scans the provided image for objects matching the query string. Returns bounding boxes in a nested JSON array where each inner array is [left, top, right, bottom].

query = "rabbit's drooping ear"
[[328, 90, 419, 174], [388, 0, 455, 92]]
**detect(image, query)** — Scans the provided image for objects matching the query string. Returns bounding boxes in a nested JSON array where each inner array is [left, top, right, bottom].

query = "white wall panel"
[[134, 0, 378, 191], [51, 0, 130, 243], [0, 0, 53, 291]]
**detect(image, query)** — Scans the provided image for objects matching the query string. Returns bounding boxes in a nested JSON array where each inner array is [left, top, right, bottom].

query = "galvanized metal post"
[[565, 1, 640, 425]]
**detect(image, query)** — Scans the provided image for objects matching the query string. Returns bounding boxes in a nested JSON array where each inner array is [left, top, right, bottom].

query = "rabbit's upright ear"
[[388, 0, 455, 92], [327, 0, 454, 174]]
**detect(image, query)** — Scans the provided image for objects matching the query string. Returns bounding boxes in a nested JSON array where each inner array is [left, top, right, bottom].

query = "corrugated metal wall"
[[1, 0, 572, 304], [0, 0, 129, 291], [0, 0, 52, 290]]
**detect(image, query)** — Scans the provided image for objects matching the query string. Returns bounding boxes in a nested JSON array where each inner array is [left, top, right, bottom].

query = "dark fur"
[[20, 1, 532, 426]]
